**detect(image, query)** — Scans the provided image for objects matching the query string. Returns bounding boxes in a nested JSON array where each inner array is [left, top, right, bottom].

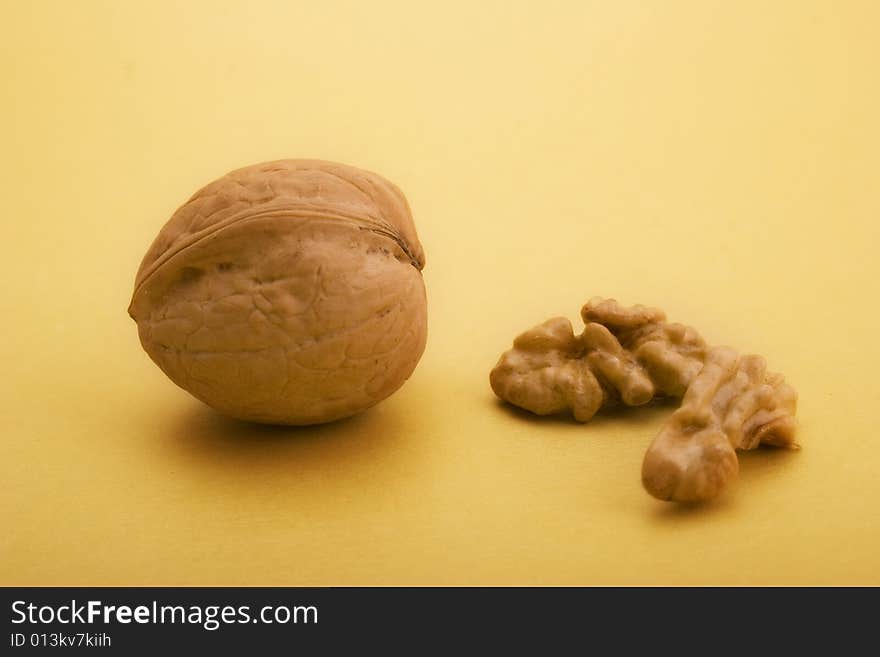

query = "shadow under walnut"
[[489, 297, 798, 503]]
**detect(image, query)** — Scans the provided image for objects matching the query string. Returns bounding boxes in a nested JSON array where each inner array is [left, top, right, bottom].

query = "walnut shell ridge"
[[129, 159, 428, 425]]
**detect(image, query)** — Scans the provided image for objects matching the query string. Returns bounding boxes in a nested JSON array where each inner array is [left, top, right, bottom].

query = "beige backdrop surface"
[[1, 0, 878, 584]]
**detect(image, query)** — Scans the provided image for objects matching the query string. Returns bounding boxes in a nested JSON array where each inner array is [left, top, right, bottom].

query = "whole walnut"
[[128, 159, 427, 425]]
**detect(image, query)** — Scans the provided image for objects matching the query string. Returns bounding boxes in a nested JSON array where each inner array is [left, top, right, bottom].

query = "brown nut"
[[128, 159, 428, 425], [490, 298, 707, 422], [491, 297, 798, 503], [641, 347, 797, 502]]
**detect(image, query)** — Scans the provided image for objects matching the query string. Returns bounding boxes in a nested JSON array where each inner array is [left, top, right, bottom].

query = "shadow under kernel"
[[736, 444, 801, 486], [491, 395, 678, 430], [647, 446, 799, 522]]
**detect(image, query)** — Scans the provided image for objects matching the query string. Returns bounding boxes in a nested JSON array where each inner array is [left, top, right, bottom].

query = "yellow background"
[[2, 0, 878, 585]]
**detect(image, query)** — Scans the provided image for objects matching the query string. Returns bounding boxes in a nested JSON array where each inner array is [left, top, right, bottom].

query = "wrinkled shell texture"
[[490, 298, 798, 503], [129, 160, 427, 425]]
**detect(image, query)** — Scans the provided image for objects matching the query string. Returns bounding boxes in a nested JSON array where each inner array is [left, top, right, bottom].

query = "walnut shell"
[[128, 159, 427, 425]]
